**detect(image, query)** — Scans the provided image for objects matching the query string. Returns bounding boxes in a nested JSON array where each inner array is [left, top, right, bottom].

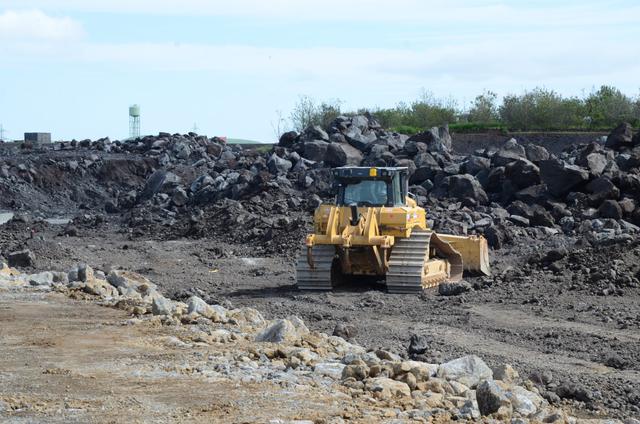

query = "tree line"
[[287, 86, 640, 134]]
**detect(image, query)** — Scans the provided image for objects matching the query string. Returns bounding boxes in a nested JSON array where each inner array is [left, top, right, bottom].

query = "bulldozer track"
[[386, 230, 433, 294], [386, 230, 462, 294], [295, 245, 335, 291]]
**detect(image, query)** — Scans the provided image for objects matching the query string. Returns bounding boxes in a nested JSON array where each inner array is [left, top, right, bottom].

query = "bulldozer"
[[296, 166, 490, 293]]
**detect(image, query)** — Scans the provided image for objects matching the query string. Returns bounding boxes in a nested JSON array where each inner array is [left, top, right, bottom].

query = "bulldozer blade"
[[434, 233, 491, 276]]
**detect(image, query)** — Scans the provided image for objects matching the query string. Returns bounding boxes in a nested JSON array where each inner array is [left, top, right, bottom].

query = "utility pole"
[[192, 123, 199, 134], [0, 124, 6, 142]]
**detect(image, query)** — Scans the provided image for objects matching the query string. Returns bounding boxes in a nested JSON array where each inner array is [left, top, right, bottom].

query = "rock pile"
[[1, 260, 622, 423], [1, 119, 640, 256]]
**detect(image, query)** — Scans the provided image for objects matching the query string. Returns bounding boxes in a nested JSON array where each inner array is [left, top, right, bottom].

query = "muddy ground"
[[3, 220, 639, 419]]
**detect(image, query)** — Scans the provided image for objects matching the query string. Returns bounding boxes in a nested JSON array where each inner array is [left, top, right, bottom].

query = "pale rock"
[[187, 296, 227, 322], [449, 380, 471, 396], [437, 355, 493, 388], [27, 272, 54, 286], [107, 270, 158, 292], [364, 377, 411, 399], [506, 386, 545, 417], [230, 307, 266, 328], [209, 329, 232, 343], [77, 263, 94, 283], [152, 296, 175, 316], [493, 363, 520, 384], [255, 319, 299, 343], [314, 362, 346, 380]]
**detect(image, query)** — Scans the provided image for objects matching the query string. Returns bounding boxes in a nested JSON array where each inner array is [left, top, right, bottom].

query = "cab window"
[[343, 180, 388, 206]]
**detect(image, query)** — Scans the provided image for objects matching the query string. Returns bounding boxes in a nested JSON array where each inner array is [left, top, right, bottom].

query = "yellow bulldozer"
[[296, 166, 490, 293]]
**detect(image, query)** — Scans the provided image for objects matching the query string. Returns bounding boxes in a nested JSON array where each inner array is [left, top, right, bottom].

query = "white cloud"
[[0, 9, 84, 40]]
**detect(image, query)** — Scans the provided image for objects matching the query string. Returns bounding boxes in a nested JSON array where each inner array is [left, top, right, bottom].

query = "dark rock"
[[543, 248, 567, 263], [484, 225, 505, 249], [303, 140, 330, 162], [540, 159, 589, 198], [598, 199, 623, 219], [507, 201, 534, 220], [104, 200, 119, 214], [438, 281, 472, 296], [8, 249, 36, 268], [407, 126, 452, 153], [446, 174, 488, 205], [407, 334, 431, 355], [586, 177, 620, 204], [491, 139, 526, 167], [505, 158, 540, 189], [525, 144, 550, 163], [531, 205, 555, 228], [508, 215, 530, 227], [605, 122, 634, 150], [514, 184, 547, 204], [324, 142, 363, 167], [463, 156, 491, 175], [278, 131, 298, 148], [619, 198, 636, 215], [476, 380, 511, 416], [333, 323, 358, 340], [139, 170, 182, 202], [604, 353, 626, 369], [267, 153, 293, 175], [302, 125, 329, 142], [576, 143, 609, 176]]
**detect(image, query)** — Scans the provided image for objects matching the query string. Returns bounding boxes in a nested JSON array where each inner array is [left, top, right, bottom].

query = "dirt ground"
[[0, 290, 374, 424], [5, 221, 639, 419]]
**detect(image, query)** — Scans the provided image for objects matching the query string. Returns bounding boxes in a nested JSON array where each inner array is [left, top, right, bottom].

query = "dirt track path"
[[0, 292, 352, 424]]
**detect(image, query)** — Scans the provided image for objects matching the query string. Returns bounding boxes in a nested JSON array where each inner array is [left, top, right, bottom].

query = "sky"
[[0, 1, 639, 142]]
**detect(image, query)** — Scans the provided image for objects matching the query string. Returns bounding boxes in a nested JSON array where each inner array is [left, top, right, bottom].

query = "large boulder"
[[437, 355, 493, 388], [186, 296, 227, 322], [7, 250, 36, 268], [598, 199, 623, 219], [605, 122, 634, 150], [476, 380, 512, 416], [525, 144, 550, 163], [540, 159, 589, 197], [406, 125, 452, 153], [505, 158, 540, 189], [301, 125, 329, 142], [267, 153, 292, 175], [463, 156, 491, 175], [491, 139, 526, 167], [586, 177, 620, 204], [278, 131, 298, 148], [446, 174, 489, 205], [139, 171, 182, 201], [344, 126, 377, 151], [302, 140, 330, 162], [255, 318, 308, 343], [576, 143, 611, 176], [325, 142, 364, 167]]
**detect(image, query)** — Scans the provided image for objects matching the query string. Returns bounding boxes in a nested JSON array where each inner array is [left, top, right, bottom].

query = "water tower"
[[129, 104, 141, 139]]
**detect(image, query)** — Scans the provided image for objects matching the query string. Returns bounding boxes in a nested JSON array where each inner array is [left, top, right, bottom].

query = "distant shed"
[[24, 133, 51, 143]]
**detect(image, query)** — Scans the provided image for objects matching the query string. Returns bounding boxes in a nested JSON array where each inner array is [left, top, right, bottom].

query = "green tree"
[[584, 85, 638, 127], [468, 91, 499, 124], [289, 96, 342, 132]]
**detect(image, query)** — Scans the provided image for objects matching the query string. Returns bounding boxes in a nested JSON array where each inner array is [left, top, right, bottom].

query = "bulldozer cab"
[[333, 167, 409, 207]]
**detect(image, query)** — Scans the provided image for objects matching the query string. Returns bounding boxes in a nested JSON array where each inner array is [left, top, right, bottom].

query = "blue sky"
[[0, 0, 639, 142]]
